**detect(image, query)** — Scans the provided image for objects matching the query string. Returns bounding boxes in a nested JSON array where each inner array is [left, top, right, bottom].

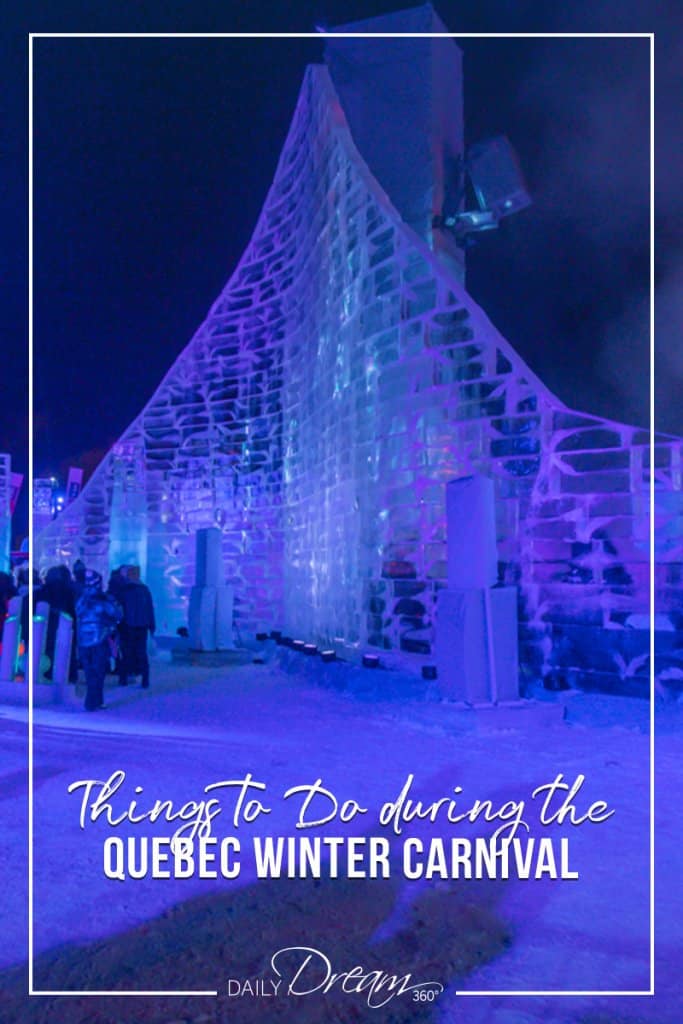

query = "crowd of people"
[[0, 561, 156, 712]]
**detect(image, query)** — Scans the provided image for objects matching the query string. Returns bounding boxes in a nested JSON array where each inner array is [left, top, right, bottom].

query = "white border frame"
[[27, 28, 655, 1000]]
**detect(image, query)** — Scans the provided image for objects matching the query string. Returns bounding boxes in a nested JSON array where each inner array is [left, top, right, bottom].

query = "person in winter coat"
[[107, 568, 127, 605], [118, 570, 156, 689], [0, 571, 18, 643], [38, 565, 78, 682], [17, 566, 41, 660], [71, 559, 87, 602], [107, 568, 128, 681], [75, 570, 122, 711]]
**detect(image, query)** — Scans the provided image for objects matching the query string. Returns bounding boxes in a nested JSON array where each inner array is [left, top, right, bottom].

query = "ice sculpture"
[[0, 595, 21, 682], [188, 527, 235, 651], [436, 476, 519, 702], [108, 443, 148, 579], [35, 10, 682, 695]]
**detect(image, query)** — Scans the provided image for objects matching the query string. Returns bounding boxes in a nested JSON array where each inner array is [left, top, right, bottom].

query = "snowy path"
[[1, 657, 680, 1022]]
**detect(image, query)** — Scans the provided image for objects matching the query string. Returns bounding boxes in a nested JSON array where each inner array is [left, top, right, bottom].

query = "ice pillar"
[[436, 475, 518, 702], [0, 595, 21, 682], [109, 450, 148, 577], [325, 4, 465, 281], [188, 527, 234, 650], [32, 600, 50, 683], [0, 454, 11, 572], [52, 612, 74, 691]]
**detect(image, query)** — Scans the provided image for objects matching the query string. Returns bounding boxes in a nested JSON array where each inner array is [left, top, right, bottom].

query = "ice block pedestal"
[[436, 476, 519, 702], [188, 527, 235, 652], [0, 595, 21, 682], [436, 586, 518, 702], [33, 601, 50, 683], [179, 527, 251, 666]]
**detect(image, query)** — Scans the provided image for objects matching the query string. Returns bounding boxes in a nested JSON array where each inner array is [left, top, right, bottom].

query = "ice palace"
[[2, 11, 682, 1023], [31, 8, 682, 702]]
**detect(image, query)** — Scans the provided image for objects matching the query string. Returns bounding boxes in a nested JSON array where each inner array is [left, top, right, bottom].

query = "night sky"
[[3, 1, 681, 546]]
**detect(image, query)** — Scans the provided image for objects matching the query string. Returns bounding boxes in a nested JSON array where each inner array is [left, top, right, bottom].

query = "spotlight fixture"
[[433, 135, 531, 245], [467, 135, 531, 220], [304, 643, 318, 655], [292, 640, 306, 652], [320, 650, 336, 663]]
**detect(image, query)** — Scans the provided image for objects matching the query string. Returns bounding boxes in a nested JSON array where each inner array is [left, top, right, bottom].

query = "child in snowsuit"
[[75, 570, 122, 711]]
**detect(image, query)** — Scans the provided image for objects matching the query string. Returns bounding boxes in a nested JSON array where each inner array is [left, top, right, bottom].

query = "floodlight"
[[434, 134, 531, 244], [467, 135, 531, 220]]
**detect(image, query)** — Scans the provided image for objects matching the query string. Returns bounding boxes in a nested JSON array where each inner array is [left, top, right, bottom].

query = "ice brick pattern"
[[35, 66, 681, 690], [0, 454, 11, 571]]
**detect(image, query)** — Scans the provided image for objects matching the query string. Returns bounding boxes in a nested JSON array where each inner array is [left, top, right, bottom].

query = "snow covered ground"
[[1, 650, 680, 1022]]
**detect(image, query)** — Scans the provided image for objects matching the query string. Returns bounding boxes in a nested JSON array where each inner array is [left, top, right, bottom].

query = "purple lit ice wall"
[[0, 454, 11, 571], [35, 55, 682, 695]]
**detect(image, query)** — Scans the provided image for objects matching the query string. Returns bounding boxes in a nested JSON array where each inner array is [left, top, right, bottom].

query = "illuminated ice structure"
[[35, 8, 682, 696], [0, 453, 11, 572]]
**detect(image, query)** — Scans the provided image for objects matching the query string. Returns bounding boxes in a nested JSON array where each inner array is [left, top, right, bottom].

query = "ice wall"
[[35, 64, 682, 693], [108, 442, 148, 580], [0, 454, 11, 572]]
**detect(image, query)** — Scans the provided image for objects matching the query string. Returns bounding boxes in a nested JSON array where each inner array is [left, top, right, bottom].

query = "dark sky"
[[3, 1, 682, 544]]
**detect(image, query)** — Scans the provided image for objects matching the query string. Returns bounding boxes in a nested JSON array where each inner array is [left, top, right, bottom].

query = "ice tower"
[[35, 7, 683, 695]]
